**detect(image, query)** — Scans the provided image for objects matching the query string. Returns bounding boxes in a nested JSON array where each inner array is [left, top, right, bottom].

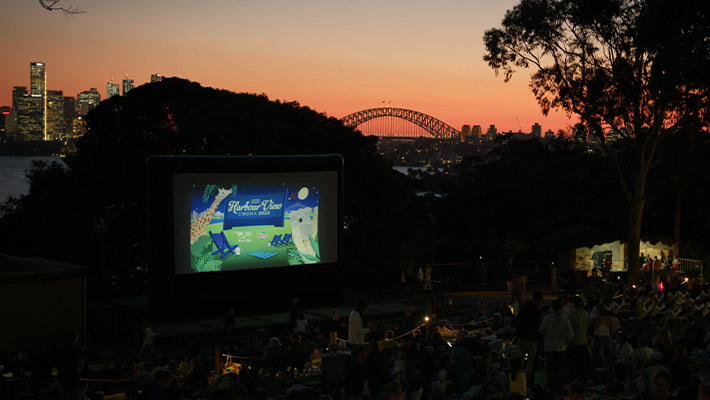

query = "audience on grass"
[[2, 269, 710, 400]]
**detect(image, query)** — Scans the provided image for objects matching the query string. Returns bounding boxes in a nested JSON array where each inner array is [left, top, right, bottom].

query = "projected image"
[[189, 183, 320, 273]]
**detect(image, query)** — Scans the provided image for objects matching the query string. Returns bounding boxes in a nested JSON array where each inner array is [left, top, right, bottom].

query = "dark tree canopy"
[[484, 0, 710, 283]]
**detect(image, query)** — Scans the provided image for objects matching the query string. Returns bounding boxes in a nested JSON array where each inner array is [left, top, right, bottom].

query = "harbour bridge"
[[341, 107, 461, 139]]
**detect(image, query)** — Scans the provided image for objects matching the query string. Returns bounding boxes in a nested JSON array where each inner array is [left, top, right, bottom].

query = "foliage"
[[287, 248, 304, 265], [202, 185, 217, 203], [427, 137, 624, 267], [483, 0, 710, 282]]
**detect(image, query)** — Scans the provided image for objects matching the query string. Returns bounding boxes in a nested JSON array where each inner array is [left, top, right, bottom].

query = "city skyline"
[[0, 1, 574, 133]]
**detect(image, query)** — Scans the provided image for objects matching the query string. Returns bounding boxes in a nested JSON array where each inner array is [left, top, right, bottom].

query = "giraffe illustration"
[[190, 187, 233, 244]]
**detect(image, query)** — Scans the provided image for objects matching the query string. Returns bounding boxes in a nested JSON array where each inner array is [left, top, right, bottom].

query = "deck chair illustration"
[[279, 233, 293, 246], [268, 234, 282, 247], [209, 231, 239, 258]]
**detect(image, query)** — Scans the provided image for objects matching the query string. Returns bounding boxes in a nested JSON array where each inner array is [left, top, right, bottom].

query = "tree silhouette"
[[484, 0, 710, 283]]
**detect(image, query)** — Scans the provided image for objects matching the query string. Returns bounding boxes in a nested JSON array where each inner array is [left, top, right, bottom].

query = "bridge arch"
[[341, 107, 460, 139]]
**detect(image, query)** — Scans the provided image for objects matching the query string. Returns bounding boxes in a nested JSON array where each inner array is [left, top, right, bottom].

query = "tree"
[[484, 0, 710, 283]]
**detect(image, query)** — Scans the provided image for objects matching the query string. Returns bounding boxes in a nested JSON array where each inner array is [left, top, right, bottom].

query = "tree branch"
[[39, 0, 85, 15]]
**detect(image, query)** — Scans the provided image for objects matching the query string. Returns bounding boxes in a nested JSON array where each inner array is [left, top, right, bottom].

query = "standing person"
[[293, 312, 310, 337], [559, 291, 572, 317], [568, 295, 590, 382], [515, 291, 543, 384], [652, 256, 662, 279], [57, 331, 83, 390], [424, 264, 432, 291], [344, 346, 368, 400], [584, 269, 604, 308], [348, 301, 370, 346], [416, 267, 424, 289], [590, 305, 615, 372], [539, 299, 574, 392], [138, 321, 159, 361]]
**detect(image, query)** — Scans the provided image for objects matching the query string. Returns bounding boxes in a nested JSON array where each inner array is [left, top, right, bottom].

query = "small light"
[[424, 316, 430, 322], [632, 285, 637, 289], [684, 277, 689, 282]]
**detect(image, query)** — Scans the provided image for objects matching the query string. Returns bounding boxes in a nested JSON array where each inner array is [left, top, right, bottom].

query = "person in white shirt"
[[348, 301, 370, 345], [539, 299, 573, 390], [138, 321, 159, 360]]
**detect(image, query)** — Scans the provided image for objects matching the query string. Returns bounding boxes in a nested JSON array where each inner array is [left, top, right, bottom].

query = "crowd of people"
[[1, 268, 710, 400]]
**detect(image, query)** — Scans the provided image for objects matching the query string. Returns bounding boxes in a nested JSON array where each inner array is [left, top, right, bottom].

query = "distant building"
[[0, 106, 10, 136], [73, 116, 86, 138], [63, 96, 76, 139], [150, 73, 162, 83], [122, 78, 134, 95], [532, 122, 542, 137], [46, 90, 64, 140], [6, 88, 26, 138], [460, 124, 472, 142], [13, 86, 34, 141], [29, 62, 47, 140], [484, 124, 497, 142], [472, 125, 483, 137], [107, 82, 119, 99], [544, 129, 555, 139], [76, 88, 101, 116]]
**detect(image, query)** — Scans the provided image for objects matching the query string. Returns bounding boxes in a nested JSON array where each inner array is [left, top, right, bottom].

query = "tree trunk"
[[626, 158, 649, 286], [627, 201, 644, 285]]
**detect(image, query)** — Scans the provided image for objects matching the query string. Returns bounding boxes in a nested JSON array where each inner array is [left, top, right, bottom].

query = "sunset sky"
[[0, 0, 574, 133]]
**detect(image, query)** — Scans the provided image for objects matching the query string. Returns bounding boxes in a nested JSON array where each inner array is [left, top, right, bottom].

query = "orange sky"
[[0, 0, 575, 133]]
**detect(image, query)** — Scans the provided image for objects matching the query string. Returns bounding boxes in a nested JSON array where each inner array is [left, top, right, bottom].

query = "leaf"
[[302, 253, 319, 263], [287, 248, 305, 265], [309, 235, 320, 260], [202, 259, 223, 272], [203, 184, 217, 203]]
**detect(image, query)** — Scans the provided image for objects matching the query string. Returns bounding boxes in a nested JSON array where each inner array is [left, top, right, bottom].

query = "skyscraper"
[[13, 86, 36, 140], [29, 62, 47, 140], [7, 87, 27, 139], [532, 123, 542, 137], [107, 82, 119, 99], [150, 73, 162, 83], [46, 90, 64, 140], [63, 96, 77, 139], [122, 78, 134, 95]]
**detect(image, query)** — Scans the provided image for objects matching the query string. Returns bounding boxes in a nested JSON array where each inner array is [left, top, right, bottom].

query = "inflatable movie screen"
[[171, 169, 339, 275]]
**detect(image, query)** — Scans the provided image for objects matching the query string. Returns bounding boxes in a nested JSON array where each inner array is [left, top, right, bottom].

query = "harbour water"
[[0, 156, 64, 203]]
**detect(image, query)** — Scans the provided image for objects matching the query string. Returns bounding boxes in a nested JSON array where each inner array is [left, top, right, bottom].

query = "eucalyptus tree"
[[484, 0, 710, 283]]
